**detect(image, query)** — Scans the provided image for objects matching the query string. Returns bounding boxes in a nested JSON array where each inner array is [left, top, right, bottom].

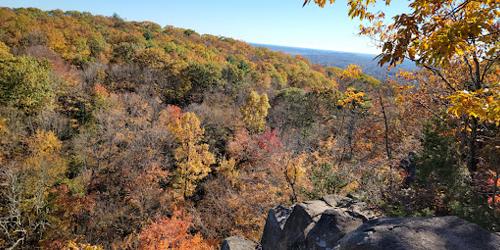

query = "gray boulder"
[[261, 198, 369, 250], [322, 194, 378, 221], [336, 216, 500, 250], [260, 205, 291, 250], [305, 209, 364, 250], [258, 196, 500, 250], [278, 200, 331, 249], [221, 236, 259, 250]]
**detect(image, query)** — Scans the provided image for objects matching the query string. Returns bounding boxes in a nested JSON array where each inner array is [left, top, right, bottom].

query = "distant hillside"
[[252, 43, 417, 80]]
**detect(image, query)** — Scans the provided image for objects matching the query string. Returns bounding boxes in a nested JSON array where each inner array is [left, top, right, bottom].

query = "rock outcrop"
[[260, 195, 377, 250], [221, 236, 259, 250], [221, 195, 500, 250], [337, 216, 500, 250]]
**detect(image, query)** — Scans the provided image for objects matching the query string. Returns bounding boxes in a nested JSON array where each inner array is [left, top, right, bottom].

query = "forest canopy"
[[0, 3, 498, 249]]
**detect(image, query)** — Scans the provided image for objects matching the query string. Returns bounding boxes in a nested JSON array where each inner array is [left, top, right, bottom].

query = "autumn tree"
[[69, 92, 173, 247], [0, 50, 54, 113], [162, 106, 215, 198], [138, 210, 212, 250], [337, 87, 369, 160], [183, 62, 223, 103], [0, 130, 67, 248], [0, 7, 360, 246], [9, 5, 500, 245], [339, 64, 362, 82], [217, 157, 239, 186], [283, 153, 308, 203], [268, 87, 314, 132], [133, 47, 171, 70], [240, 90, 270, 133], [305, 0, 499, 173]]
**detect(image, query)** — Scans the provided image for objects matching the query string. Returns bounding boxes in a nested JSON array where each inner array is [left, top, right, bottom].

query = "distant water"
[[251, 43, 417, 80]]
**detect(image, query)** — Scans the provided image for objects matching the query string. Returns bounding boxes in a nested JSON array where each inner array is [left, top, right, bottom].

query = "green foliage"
[[183, 29, 197, 37], [383, 119, 498, 230], [133, 47, 171, 69], [416, 123, 498, 230], [416, 121, 461, 186], [88, 35, 107, 59], [0, 54, 54, 113], [449, 190, 499, 231], [304, 163, 349, 199], [111, 42, 140, 63], [183, 62, 223, 103], [222, 63, 246, 87], [270, 87, 314, 130]]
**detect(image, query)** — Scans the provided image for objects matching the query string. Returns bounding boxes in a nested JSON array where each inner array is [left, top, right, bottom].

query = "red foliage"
[[227, 128, 284, 167], [256, 129, 282, 153], [485, 172, 500, 207], [474, 170, 500, 208]]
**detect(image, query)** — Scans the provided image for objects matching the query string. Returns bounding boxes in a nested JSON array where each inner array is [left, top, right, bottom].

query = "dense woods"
[[0, 2, 498, 249]]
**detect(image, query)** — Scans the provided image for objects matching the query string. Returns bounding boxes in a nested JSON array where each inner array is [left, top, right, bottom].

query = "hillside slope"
[[0, 7, 497, 250], [0, 7, 385, 249]]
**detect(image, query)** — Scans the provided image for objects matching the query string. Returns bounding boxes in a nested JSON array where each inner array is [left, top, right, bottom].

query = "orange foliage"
[[138, 210, 213, 250], [93, 83, 109, 98]]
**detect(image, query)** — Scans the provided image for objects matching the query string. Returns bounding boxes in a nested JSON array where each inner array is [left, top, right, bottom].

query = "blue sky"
[[0, 0, 408, 54]]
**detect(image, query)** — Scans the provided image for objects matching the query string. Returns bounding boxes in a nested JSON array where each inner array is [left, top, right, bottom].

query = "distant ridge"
[[251, 43, 377, 57], [251, 43, 417, 80]]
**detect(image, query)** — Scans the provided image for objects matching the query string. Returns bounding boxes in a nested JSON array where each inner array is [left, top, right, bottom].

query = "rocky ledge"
[[221, 195, 500, 250]]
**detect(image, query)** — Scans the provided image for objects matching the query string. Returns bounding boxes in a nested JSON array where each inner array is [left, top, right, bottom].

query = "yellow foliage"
[[343, 180, 360, 194], [22, 130, 67, 197], [27, 129, 62, 155], [63, 240, 103, 250], [337, 87, 366, 107], [240, 90, 271, 133], [134, 47, 171, 69], [166, 111, 215, 198], [448, 85, 500, 125], [397, 70, 416, 81], [168, 112, 205, 145], [285, 153, 307, 187], [0, 41, 12, 58], [305, 0, 379, 20], [0, 117, 6, 135], [340, 64, 362, 81], [218, 157, 239, 186], [305, 0, 335, 8]]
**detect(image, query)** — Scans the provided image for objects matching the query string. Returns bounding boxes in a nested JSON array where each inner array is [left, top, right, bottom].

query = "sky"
[[0, 0, 408, 54]]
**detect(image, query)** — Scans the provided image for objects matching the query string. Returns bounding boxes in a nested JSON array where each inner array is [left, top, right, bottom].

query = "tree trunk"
[[346, 109, 356, 159], [467, 111, 479, 173], [378, 92, 392, 160]]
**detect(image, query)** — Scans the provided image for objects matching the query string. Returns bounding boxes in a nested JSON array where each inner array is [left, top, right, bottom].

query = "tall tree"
[[163, 106, 215, 198], [240, 90, 271, 133], [305, 0, 499, 172]]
